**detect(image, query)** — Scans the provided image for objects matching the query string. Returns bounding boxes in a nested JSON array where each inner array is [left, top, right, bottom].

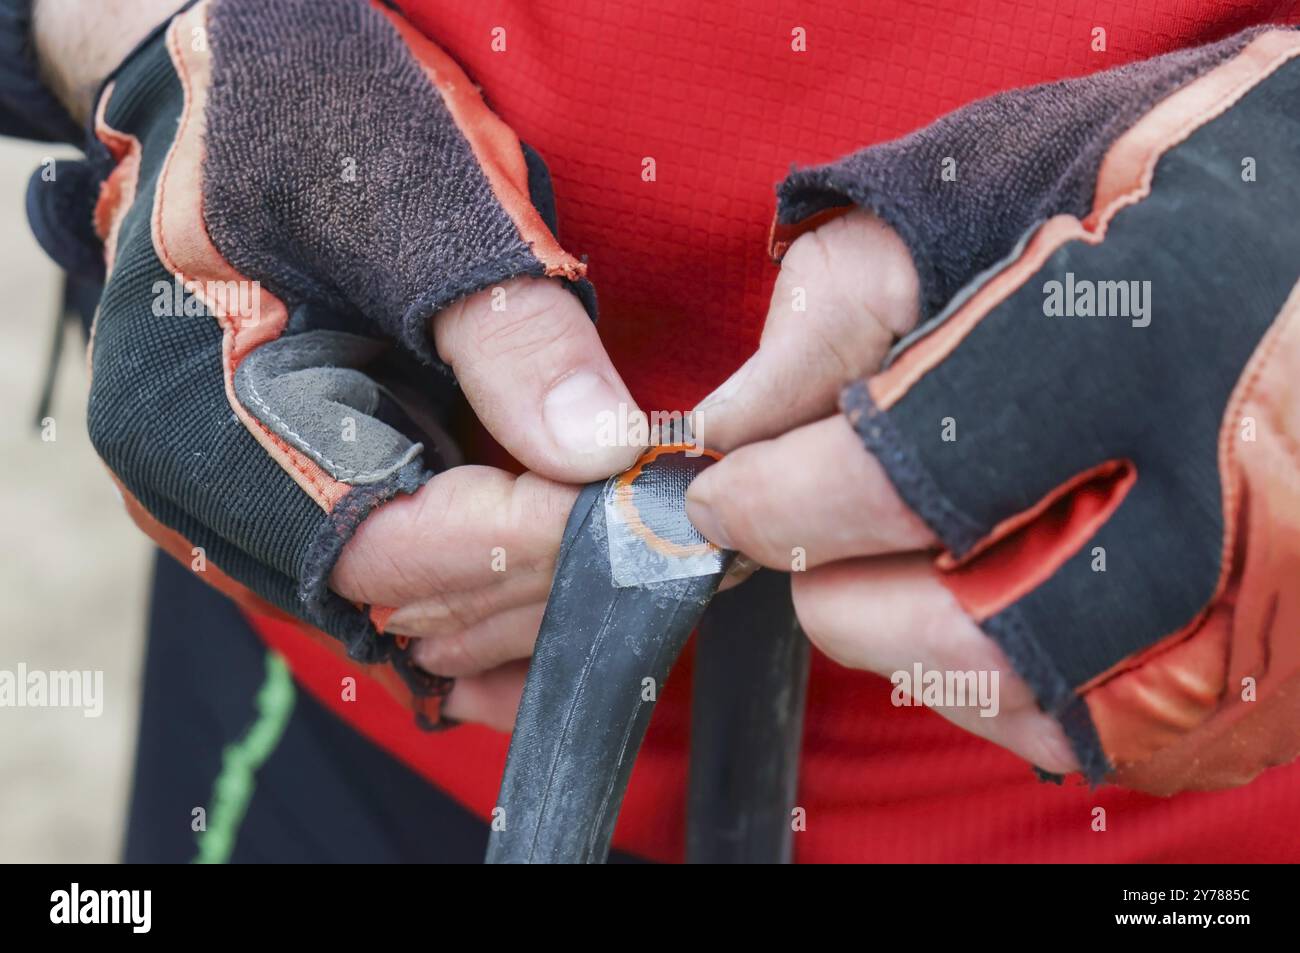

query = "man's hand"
[[58, 0, 644, 733], [686, 210, 1081, 774], [333, 276, 642, 730], [683, 28, 1300, 794]]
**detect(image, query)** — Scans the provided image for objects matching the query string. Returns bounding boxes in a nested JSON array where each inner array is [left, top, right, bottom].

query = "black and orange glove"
[[771, 26, 1300, 793], [36, 0, 592, 723]]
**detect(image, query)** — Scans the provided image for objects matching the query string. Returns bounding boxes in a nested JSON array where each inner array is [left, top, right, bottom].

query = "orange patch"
[[611, 444, 723, 559]]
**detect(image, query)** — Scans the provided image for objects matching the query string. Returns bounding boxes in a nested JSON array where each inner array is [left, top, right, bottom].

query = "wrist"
[[32, 0, 179, 125]]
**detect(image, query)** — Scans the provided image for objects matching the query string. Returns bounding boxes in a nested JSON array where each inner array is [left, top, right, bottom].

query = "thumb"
[[433, 277, 644, 482], [693, 209, 921, 452]]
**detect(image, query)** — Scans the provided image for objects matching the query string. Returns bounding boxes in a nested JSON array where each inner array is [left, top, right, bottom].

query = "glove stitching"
[[239, 365, 420, 483]]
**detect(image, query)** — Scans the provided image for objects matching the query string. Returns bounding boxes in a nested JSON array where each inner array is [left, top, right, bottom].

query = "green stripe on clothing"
[[194, 651, 295, 864]]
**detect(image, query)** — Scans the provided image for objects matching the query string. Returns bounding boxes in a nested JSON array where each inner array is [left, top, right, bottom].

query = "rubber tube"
[[486, 448, 732, 863], [686, 568, 809, 863]]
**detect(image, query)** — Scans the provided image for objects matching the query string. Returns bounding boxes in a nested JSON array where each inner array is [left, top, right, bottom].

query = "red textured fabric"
[[249, 0, 1300, 862]]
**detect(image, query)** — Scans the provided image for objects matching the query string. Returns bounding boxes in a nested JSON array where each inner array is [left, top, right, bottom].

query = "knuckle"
[[782, 225, 838, 287], [416, 629, 488, 678], [426, 466, 511, 540], [772, 233, 878, 384], [781, 211, 917, 346], [468, 281, 586, 364], [443, 588, 498, 631], [507, 471, 577, 541], [336, 540, 428, 606], [411, 470, 464, 534]]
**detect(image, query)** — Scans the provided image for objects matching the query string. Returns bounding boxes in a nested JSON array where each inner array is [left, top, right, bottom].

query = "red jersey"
[[251, 0, 1300, 862]]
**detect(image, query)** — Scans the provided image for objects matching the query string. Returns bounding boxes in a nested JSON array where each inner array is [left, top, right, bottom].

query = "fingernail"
[[385, 601, 451, 635], [718, 553, 760, 591], [1038, 729, 1081, 774], [685, 493, 734, 551], [544, 371, 629, 457], [725, 553, 760, 578], [694, 354, 757, 416]]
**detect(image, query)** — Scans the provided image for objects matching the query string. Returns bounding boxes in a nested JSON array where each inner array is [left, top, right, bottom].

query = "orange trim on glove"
[[374, 0, 586, 283]]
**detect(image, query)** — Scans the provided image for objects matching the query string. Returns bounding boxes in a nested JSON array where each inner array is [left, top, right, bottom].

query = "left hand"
[[686, 209, 1081, 775]]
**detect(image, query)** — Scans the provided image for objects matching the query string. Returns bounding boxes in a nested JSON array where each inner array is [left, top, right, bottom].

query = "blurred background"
[[0, 138, 150, 862]]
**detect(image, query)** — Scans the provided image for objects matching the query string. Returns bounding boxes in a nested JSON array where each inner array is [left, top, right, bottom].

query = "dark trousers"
[[123, 553, 491, 863]]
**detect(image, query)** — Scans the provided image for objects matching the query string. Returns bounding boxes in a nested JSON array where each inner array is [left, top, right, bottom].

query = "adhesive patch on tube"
[[604, 444, 728, 588]]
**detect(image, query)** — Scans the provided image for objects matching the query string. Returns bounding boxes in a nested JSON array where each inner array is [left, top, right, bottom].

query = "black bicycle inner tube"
[[486, 443, 733, 864]]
